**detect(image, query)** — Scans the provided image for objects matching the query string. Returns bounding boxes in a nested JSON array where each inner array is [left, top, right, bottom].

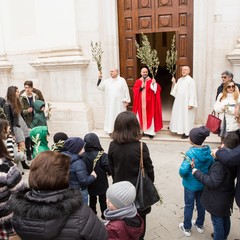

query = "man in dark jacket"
[[216, 70, 240, 99], [193, 132, 237, 240]]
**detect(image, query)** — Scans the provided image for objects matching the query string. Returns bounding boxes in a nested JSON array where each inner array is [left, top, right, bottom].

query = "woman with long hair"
[[4, 86, 30, 168], [108, 111, 155, 239], [214, 80, 240, 142], [0, 137, 25, 239]]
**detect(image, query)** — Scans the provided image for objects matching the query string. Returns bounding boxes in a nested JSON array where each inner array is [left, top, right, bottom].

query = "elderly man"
[[97, 68, 130, 134], [169, 66, 198, 139], [216, 70, 240, 99]]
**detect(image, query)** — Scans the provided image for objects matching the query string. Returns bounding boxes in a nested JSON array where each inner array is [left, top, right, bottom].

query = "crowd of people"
[[1, 68, 240, 240]]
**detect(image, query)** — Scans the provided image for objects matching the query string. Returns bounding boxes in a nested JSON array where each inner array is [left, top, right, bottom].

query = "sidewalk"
[[22, 133, 239, 239], [98, 137, 239, 240]]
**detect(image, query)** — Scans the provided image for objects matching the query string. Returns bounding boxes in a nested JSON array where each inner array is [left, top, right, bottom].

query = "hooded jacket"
[[31, 100, 47, 128], [30, 126, 50, 158], [106, 214, 144, 240], [63, 137, 96, 190], [11, 188, 108, 240], [179, 145, 214, 191], [83, 133, 110, 195]]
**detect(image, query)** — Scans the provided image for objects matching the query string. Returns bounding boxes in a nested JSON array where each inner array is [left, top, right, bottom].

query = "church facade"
[[0, 0, 240, 135]]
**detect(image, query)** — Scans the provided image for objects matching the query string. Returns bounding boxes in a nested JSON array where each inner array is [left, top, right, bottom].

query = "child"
[[51, 131, 69, 152], [193, 132, 237, 240], [83, 132, 111, 219], [62, 137, 97, 204], [179, 126, 214, 237], [30, 126, 50, 158], [104, 181, 144, 240], [31, 100, 47, 128]]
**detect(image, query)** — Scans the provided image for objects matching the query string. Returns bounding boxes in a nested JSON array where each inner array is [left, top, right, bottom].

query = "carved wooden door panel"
[[117, 0, 193, 86]]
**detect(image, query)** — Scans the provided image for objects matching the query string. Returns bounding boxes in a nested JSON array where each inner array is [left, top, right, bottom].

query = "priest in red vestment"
[[132, 67, 163, 138]]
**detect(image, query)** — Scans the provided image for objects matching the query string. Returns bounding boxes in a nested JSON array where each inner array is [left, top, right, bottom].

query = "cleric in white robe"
[[169, 66, 197, 138], [97, 68, 130, 134]]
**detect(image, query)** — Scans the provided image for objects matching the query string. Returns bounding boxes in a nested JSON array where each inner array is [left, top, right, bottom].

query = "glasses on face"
[[227, 85, 235, 89], [222, 76, 227, 79]]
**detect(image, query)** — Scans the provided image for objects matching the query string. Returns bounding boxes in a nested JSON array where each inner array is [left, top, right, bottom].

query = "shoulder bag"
[[134, 142, 160, 211]]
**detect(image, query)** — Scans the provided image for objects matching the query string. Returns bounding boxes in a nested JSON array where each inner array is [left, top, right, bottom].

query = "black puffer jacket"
[[11, 188, 108, 240], [193, 160, 235, 217], [83, 133, 110, 196]]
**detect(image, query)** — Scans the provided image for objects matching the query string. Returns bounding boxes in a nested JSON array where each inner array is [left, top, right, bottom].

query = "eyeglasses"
[[227, 85, 235, 89], [222, 76, 227, 79]]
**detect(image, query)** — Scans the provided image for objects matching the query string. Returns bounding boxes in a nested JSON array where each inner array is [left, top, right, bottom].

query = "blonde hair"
[[220, 80, 239, 102]]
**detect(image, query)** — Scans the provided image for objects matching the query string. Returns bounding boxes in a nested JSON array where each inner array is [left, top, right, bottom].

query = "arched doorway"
[[117, 0, 193, 120]]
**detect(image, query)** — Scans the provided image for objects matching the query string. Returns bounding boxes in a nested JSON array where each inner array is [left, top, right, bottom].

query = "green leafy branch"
[[135, 33, 160, 78], [180, 152, 192, 164], [32, 134, 41, 154], [166, 35, 177, 77], [90, 41, 104, 73], [51, 140, 65, 151]]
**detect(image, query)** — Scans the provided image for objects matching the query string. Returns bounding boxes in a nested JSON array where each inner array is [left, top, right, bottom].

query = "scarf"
[[104, 203, 137, 220]]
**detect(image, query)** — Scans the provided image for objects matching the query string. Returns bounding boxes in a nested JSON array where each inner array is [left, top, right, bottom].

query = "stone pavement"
[[22, 132, 240, 240], [97, 136, 240, 240]]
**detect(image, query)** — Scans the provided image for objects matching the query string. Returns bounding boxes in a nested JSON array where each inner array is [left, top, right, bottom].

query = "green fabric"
[[31, 100, 47, 128], [30, 126, 50, 158]]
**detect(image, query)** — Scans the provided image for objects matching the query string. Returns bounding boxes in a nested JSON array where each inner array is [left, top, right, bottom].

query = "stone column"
[[227, 38, 240, 82], [0, 54, 12, 96], [29, 47, 92, 136]]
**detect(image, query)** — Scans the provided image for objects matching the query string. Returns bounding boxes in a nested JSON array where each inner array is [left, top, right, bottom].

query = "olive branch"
[[166, 35, 177, 77], [32, 134, 41, 154], [90, 41, 104, 73], [135, 33, 160, 78], [51, 140, 65, 151]]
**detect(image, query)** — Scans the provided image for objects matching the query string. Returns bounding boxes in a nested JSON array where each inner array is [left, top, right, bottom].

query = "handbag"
[[134, 142, 160, 211], [219, 113, 227, 138], [205, 111, 221, 134]]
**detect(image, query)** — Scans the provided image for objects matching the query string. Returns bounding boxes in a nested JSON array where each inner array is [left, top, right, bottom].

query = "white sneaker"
[[179, 223, 191, 237], [192, 220, 204, 234]]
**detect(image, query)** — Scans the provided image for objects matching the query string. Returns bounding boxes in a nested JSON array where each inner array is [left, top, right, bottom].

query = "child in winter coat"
[[51, 132, 69, 152], [83, 133, 111, 219], [104, 181, 144, 240], [62, 137, 97, 204], [30, 126, 50, 158], [179, 126, 214, 237], [31, 100, 47, 128], [192, 132, 238, 240]]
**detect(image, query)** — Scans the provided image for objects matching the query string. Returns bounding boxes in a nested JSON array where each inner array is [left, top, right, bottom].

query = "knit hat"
[[106, 181, 136, 209], [64, 137, 85, 154], [53, 132, 69, 143], [189, 126, 210, 145]]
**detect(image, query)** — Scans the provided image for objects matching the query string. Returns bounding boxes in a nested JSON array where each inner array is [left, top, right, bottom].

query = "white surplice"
[[97, 76, 130, 133], [169, 75, 197, 135]]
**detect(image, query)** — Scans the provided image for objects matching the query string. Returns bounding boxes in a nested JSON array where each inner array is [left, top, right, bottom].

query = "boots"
[[21, 160, 30, 170]]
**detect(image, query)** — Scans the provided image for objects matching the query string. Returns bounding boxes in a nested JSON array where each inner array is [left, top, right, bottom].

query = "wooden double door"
[[117, 0, 193, 114]]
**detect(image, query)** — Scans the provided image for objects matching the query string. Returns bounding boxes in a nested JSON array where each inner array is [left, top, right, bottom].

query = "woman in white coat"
[[214, 80, 240, 142]]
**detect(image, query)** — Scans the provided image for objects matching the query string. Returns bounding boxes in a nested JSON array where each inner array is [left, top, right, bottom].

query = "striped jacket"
[[0, 157, 26, 224]]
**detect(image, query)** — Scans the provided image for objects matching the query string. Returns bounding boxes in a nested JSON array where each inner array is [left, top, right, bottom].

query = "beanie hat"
[[64, 137, 85, 154], [106, 181, 136, 209], [53, 132, 69, 143], [189, 126, 210, 145]]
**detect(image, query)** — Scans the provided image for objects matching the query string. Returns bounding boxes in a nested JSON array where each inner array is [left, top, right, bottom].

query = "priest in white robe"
[[97, 68, 130, 134], [169, 66, 197, 138]]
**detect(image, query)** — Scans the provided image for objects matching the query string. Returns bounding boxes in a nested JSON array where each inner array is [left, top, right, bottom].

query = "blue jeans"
[[184, 188, 205, 230], [211, 215, 230, 240], [80, 189, 89, 205]]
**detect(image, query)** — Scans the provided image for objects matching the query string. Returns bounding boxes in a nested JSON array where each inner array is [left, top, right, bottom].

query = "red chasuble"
[[132, 78, 163, 132]]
